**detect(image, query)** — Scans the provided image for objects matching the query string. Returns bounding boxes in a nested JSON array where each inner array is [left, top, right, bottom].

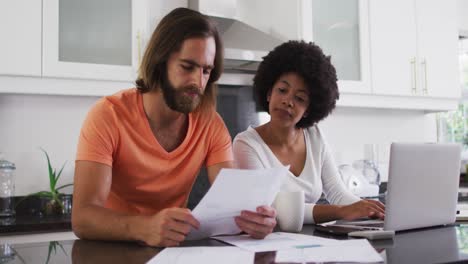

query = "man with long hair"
[[72, 8, 276, 247]]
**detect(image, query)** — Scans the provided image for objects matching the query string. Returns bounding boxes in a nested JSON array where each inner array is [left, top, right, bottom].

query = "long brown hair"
[[136, 8, 223, 110]]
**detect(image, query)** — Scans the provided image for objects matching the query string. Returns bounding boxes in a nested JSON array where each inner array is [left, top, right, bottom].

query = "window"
[[438, 38, 468, 146]]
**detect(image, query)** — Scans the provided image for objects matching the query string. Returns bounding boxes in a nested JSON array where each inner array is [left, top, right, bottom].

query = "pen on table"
[[294, 244, 321, 249]]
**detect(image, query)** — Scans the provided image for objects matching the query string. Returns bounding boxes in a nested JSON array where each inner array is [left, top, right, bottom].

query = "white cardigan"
[[233, 125, 360, 223]]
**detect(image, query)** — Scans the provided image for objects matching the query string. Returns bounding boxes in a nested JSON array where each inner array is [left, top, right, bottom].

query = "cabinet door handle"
[[410, 57, 417, 94], [421, 58, 428, 95]]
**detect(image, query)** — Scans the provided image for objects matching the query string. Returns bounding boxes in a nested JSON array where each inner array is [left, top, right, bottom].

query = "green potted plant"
[[18, 148, 73, 215]]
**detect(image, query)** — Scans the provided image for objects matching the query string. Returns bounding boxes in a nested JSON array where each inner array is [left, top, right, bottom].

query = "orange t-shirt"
[[76, 88, 233, 215]]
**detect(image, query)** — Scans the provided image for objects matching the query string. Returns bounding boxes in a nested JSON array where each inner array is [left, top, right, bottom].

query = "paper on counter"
[[214, 232, 341, 252], [146, 247, 254, 264], [186, 167, 287, 240], [275, 239, 383, 263]]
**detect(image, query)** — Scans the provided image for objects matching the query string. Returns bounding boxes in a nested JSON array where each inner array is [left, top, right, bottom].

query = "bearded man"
[[71, 8, 276, 247]]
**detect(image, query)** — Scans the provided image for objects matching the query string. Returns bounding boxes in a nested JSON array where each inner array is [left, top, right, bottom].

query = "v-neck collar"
[[138, 92, 193, 158], [249, 126, 309, 178]]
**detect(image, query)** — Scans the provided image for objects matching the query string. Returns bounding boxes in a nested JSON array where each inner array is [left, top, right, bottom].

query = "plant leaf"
[[16, 191, 55, 208], [14, 194, 35, 208], [46, 242, 54, 264], [54, 161, 67, 189], [57, 242, 67, 256], [51, 168, 57, 190], [55, 183, 73, 192], [10, 247, 27, 264], [40, 148, 55, 192]]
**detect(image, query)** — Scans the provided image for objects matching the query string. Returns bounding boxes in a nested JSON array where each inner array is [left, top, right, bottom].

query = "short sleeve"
[[204, 112, 233, 166], [76, 98, 119, 167], [232, 131, 266, 169]]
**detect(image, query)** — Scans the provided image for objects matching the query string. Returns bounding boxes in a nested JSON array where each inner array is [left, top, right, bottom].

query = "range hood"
[[188, 1, 284, 73]]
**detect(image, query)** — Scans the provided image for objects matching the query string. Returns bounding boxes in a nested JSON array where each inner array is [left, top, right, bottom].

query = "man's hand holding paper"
[[187, 167, 288, 240]]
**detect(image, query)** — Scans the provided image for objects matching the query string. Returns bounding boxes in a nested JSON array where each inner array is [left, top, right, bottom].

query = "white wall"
[[320, 107, 438, 181], [0, 90, 437, 195], [457, 0, 468, 37], [259, 107, 438, 182], [0, 93, 99, 195]]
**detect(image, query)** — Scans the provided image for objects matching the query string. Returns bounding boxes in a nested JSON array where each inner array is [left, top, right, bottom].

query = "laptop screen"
[[384, 143, 461, 231]]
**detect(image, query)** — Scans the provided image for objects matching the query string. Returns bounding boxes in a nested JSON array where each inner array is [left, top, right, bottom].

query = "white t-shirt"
[[233, 125, 360, 223]]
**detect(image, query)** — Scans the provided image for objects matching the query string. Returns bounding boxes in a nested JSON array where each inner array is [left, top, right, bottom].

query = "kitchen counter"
[[0, 214, 71, 235], [3, 224, 468, 263], [0, 196, 71, 235]]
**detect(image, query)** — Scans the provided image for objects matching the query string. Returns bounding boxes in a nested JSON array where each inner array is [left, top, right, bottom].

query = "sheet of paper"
[[187, 167, 287, 240], [214, 232, 341, 252], [275, 239, 383, 263], [146, 247, 254, 264]]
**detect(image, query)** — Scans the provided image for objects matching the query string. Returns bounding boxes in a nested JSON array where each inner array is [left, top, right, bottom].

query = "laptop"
[[318, 143, 461, 239]]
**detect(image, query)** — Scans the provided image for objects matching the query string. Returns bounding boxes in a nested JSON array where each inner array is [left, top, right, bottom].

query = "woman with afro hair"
[[233, 41, 385, 224]]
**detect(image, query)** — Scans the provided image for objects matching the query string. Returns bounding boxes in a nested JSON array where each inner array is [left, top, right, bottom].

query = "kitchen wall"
[[319, 107, 437, 181], [0, 93, 99, 196], [0, 89, 437, 195]]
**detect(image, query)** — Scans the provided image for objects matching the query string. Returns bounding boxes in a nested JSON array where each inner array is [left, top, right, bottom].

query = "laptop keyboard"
[[360, 222, 385, 228]]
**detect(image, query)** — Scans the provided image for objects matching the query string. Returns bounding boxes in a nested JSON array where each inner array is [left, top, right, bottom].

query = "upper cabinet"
[[235, 0, 371, 93], [300, 0, 371, 94], [0, 0, 461, 111], [0, 0, 42, 77], [415, 0, 460, 99], [235, 0, 302, 41], [369, 0, 460, 99], [42, 0, 147, 81]]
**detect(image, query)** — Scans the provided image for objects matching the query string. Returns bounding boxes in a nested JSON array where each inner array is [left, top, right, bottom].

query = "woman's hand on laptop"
[[339, 200, 385, 220]]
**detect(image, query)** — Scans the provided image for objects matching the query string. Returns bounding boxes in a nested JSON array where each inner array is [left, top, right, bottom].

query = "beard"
[[160, 73, 203, 114]]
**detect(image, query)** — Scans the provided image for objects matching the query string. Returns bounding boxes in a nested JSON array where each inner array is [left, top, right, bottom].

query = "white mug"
[[274, 190, 305, 232]]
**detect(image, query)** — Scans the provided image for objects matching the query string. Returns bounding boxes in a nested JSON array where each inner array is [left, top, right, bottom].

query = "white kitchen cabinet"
[[0, 0, 42, 77], [369, 0, 460, 99], [237, 0, 371, 94], [236, 0, 301, 41], [42, 0, 148, 82], [0, 0, 190, 96], [415, 0, 460, 98], [301, 0, 371, 94]]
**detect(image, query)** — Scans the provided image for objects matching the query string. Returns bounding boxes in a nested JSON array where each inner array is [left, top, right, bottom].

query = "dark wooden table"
[[3, 224, 468, 264]]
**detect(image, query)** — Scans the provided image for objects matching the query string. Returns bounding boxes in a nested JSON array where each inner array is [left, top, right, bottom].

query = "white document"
[[146, 247, 254, 264], [214, 232, 340, 252], [275, 239, 383, 263], [186, 167, 287, 240]]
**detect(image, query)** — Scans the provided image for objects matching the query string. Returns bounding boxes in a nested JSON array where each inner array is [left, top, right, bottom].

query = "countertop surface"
[[3, 224, 468, 264], [0, 196, 71, 235], [0, 214, 71, 235], [0, 180, 465, 236]]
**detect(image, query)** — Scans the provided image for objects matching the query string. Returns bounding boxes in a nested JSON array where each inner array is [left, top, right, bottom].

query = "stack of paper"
[[215, 232, 383, 263], [275, 239, 383, 263], [214, 232, 340, 252], [187, 167, 287, 240], [148, 164, 382, 263], [146, 247, 254, 264]]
